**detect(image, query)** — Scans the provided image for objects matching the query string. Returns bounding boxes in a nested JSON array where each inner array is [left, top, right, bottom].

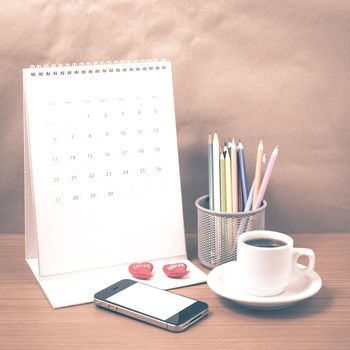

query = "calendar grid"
[[42, 95, 166, 205]]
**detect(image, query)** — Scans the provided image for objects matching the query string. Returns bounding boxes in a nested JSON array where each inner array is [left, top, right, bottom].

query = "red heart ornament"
[[163, 263, 188, 278], [128, 262, 153, 280]]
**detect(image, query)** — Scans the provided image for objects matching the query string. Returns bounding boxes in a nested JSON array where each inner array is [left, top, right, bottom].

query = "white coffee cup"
[[237, 230, 315, 297]]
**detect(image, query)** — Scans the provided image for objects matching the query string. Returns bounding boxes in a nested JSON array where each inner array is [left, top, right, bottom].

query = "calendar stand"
[[23, 61, 206, 308]]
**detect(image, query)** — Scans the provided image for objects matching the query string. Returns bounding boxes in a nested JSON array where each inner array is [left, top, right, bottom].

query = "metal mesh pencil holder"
[[195, 195, 267, 269]]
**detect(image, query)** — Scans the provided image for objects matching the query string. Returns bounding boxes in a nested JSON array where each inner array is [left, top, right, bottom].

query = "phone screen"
[[106, 282, 196, 321]]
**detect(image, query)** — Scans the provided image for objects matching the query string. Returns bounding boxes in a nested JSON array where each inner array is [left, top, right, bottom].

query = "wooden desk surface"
[[0, 233, 349, 350]]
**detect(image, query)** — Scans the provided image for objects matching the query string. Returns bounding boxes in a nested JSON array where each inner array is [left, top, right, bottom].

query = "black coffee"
[[244, 238, 286, 248]]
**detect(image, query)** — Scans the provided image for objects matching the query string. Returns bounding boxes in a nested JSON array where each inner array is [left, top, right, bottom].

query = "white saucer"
[[207, 261, 322, 310]]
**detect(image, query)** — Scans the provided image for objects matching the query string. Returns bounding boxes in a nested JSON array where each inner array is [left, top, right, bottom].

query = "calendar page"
[[23, 61, 186, 277]]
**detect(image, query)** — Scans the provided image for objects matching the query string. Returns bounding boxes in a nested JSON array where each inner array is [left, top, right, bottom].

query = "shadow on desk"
[[218, 286, 333, 319]]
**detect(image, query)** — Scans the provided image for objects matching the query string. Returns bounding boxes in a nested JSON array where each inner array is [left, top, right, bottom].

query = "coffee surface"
[[244, 238, 286, 248]]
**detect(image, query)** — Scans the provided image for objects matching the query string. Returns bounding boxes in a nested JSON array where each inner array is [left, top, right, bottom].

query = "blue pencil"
[[238, 141, 249, 208], [244, 180, 255, 212]]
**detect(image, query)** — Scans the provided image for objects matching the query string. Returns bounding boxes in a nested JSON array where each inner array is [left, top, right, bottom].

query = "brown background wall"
[[1, 0, 349, 234]]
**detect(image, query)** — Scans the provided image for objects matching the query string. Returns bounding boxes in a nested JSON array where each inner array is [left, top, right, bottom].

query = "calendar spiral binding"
[[28, 59, 168, 77]]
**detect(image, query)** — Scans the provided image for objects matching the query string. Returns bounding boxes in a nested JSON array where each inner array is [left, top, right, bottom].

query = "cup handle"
[[293, 248, 315, 276]]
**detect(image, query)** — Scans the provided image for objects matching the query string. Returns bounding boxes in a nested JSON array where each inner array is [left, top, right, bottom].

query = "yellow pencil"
[[224, 146, 232, 212], [220, 150, 226, 212], [253, 140, 264, 209]]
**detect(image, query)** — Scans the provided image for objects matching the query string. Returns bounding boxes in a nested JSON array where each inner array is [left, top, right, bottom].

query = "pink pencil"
[[253, 146, 278, 210]]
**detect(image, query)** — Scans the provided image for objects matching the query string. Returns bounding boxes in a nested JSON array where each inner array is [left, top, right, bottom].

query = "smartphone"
[[94, 279, 208, 332]]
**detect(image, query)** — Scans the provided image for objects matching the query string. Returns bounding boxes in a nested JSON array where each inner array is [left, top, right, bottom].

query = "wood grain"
[[0, 233, 349, 350]]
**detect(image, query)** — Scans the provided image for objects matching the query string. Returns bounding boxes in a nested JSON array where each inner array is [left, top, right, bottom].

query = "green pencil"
[[208, 134, 214, 210]]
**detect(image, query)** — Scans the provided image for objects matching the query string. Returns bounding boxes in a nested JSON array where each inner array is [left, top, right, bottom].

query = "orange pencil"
[[253, 140, 264, 209]]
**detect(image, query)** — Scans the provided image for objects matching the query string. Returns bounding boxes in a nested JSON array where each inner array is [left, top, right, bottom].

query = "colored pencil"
[[212, 133, 221, 211], [230, 139, 238, 212], [220, 150, 226, 212], [208, 134, 214, 210], [224, 146, 232, 212], [253, 146, 278, 210], [244, 180, 255, 212], [237, 141, 249, 208], [245, 152, 267, 212], [253, 140, 264, 209]]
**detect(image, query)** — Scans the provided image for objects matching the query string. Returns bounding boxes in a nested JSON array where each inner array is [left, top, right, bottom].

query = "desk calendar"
[[23, 60, 206, 308]]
